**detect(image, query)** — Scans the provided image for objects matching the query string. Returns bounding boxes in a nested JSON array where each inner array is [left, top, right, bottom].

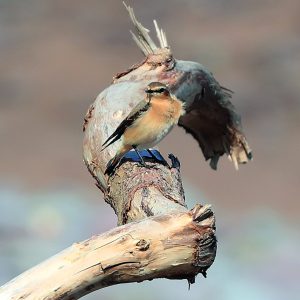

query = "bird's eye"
[[157, 88, 166, 93]]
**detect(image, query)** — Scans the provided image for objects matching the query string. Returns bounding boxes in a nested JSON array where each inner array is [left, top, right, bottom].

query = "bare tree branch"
[[0, 5, 224, 300], [123, 2, 158, 54], [0, 206, 215, 300]]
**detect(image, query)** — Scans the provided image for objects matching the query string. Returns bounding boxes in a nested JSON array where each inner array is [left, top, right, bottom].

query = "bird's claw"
[[137, 162, 159, 171]]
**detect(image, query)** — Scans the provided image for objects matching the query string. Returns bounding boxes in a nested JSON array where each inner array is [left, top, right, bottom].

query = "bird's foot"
[[168, 154, 180, 169], [137, 161, 150, 168], [137, 161, 159, 171]]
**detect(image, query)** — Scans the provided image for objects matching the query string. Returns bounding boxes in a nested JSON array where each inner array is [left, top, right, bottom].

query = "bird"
[[113, 5, 252, 171], [102, 82, 185, 174]]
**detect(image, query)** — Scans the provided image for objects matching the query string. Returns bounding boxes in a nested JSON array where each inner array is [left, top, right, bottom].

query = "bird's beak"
[[145, 89, 151, 94]]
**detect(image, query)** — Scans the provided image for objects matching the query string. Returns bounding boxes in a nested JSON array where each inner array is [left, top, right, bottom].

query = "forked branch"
[[124, 2, 169, 55]]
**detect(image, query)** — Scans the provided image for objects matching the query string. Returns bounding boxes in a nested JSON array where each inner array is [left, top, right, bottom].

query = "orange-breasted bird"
[[102, 82, 185, 174]]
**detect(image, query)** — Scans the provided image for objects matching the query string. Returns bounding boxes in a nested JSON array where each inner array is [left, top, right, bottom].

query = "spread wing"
[[178, 80, 252, 170], [102, 99, 150, 150]]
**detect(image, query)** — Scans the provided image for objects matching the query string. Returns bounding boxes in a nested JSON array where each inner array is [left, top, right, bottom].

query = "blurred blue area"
[[0, 185, 115, 285]]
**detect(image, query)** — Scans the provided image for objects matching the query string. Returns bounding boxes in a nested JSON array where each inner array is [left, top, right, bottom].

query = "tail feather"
[[101, 134, 122, 151], [104, 146, 132, 175], [104, 157, 120, 175]]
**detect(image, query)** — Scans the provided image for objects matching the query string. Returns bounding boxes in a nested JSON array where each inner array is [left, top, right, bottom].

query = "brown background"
[[0, 1, 299, 300]]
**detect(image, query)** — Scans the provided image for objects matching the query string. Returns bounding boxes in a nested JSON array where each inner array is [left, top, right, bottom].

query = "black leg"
[[147, 149, 170, 167], [133, 146, 146, 166], [147, 149, 156, 159]]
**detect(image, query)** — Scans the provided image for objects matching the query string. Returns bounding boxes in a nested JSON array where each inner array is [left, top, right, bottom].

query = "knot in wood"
[[136, 239, 150, 251], [147, 49, 175, 70]]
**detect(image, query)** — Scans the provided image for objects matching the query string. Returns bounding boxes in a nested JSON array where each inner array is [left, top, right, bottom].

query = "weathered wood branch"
[[0, 206, 216, 300], [0, 4, 220, 300], [104, 155, 187, 225]]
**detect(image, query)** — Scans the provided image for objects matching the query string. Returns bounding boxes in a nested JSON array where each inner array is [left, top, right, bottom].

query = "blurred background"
[[0, 0, 299, 299]]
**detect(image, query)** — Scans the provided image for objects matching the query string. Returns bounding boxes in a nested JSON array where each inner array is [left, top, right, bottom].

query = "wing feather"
[[101, 100, 150, 150]]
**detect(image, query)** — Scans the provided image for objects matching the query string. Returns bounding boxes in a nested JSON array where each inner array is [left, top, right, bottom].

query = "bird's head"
[[145, 82, 170, 101]]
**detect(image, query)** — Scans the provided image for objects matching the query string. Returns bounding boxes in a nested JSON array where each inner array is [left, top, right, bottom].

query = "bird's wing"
[[178, 82, 252, 170], [102, 99, 150, 150]]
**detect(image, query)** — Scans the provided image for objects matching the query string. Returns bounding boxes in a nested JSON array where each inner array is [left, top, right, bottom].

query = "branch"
[[123, 2, 169, 54], [0, 206, 216, 300], [0, 5, 221, 300]]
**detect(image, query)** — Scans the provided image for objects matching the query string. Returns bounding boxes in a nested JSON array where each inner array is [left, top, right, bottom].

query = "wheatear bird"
[[102, 82, 185, 174]]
